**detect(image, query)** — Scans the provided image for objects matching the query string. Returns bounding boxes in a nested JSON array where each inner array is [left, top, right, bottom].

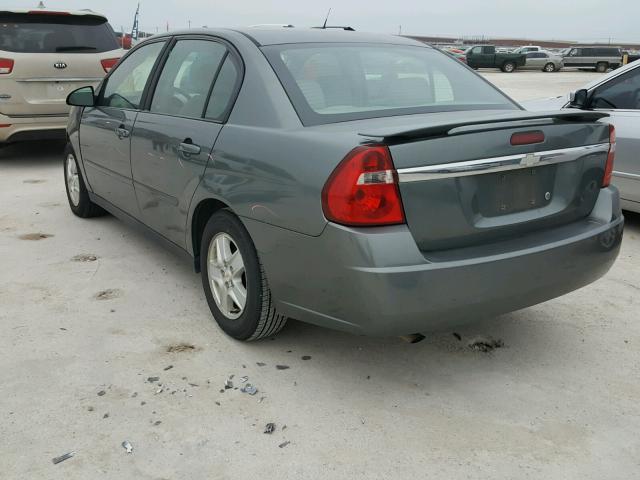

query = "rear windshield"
[[263, 43, 518, 125], [0, 13, 118, 53]]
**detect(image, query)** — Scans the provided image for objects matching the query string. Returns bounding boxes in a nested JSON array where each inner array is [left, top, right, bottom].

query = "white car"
[[524, 60, 640, 213], [0, 7, 124, 144]]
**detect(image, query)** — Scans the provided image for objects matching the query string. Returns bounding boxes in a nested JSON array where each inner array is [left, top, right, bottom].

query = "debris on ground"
[[94, 289, 121, 301], [155, 387, 164, 395], [301, 356, 312, 360], [276, 365, 290, 370], [153, 421, 162, 426], [264, 423, 275, 434], [164, 365, 173, 371], [52, 452, 75, 464], [87, 406, 94, 412], [241, 384, 258, 395], [453, 332, 462, 341], [19, 233, 53, 241], [103, 413, 109, 419], [147, 376, 160, 383], [224, 379, 234, 390], [239, 376, 248, 383], [71, 254, 97, 262], [400, 333, 426, 344], [122, 441, 133, 454], [282, 425, 287, 430], [258, 396, 266, 403], [97, 390, 106, 396], [256, 362, 266, 367], [467, 335, 504, 353], [278, 441, 290, 448], [166, 343, 195, 353]]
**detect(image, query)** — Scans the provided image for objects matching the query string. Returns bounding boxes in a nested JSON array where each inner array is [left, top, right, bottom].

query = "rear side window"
[[263, 43, 518, 126], [0, 13, 119, 53], [150, 40, 226, 118], [205, 56, 240, 121], [101, 41, 165, 109]]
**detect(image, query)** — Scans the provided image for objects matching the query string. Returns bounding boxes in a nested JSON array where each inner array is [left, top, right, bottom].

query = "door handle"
[[178, 141, 201, 156], [115, 126, 130, 139]]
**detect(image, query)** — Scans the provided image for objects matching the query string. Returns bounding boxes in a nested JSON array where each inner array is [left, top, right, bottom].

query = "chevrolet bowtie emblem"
[[520, 153, 540, 167]]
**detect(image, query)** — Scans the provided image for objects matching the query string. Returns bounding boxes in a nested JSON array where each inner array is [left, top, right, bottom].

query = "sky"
[[1, 0, 638, 43]]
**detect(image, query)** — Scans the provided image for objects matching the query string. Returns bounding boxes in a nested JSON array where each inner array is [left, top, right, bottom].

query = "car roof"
[[161, 27, 428, 48], [0, 8, 107, 20]]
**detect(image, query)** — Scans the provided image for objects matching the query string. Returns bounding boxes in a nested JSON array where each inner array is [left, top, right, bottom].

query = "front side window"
[[591, 67, 640, 110], [101, 41, 165, 109], [150, 40, 227, 118], [263, 43, 518, 125]]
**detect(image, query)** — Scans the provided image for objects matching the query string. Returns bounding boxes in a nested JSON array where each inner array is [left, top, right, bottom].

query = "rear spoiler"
[[359, 110, 609, 142]]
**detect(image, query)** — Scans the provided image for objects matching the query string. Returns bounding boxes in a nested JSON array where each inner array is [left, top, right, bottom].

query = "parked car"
[[0, 7, 123, 145], [442, 48, 466, 63], [522, 51, 563, 72], [465, 45, 527, 72], [524, 59, 640, 213], [64, 28, 622, 340], [562, 46, 622, 72], [515, 45, 542, 54]]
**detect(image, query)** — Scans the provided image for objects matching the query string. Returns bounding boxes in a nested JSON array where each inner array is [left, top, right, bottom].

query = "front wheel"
[[200, 210, 287, 341], [501, 62, 516, 73], [543, 62, 556, 72], [64, 144, 105, 218], [596, 62, 608, 73]]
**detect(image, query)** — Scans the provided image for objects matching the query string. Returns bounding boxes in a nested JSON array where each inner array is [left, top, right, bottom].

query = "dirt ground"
[[1, 70, 639, 479]]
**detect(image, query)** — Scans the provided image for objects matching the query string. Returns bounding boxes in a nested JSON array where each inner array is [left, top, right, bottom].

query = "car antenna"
[[322, 8, 332, 29]]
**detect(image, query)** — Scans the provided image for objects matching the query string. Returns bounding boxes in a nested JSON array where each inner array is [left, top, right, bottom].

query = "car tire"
[[596, 62, 608, 73], [64, 144, 106, 218], [200, 210, 287, 341], [501, 62, 516, 73], [543, 62, 556, 72]]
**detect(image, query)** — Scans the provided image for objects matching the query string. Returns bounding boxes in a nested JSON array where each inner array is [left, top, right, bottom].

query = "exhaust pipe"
[[399, 333, 426, 344]]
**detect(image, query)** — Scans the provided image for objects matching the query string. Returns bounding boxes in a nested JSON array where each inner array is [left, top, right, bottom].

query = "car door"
[[525, 52, 543, 70], [80, 40, 166, 214], [590, 65, 640, 206], [130, 37, 242, 247], [564, 48, 582, 67]]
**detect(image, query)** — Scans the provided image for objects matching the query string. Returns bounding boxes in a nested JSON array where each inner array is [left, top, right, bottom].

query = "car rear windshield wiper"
[[55, 46, 97, 52]]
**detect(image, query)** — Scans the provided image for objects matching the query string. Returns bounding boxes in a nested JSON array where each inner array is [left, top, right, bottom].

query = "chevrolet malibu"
[[64, 28, 623, 341]]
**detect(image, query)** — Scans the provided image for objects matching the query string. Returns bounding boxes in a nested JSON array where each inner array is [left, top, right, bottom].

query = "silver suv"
[[562, 46, 622, 72], [0, 7, 123, 144]]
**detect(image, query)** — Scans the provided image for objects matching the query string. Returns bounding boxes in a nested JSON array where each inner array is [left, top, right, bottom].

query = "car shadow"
[[0, 141, 66, 166]]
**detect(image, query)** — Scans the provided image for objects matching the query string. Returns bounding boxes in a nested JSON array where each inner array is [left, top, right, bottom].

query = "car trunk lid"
[[360, 110, 611, 252]]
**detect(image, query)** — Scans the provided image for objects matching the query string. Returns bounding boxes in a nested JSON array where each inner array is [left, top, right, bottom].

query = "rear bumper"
[[245, 187, 623, 336], [0, 113, 67, 143]]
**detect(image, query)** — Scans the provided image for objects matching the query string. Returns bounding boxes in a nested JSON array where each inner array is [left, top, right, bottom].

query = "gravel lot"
[[1, 70, 639, 479]]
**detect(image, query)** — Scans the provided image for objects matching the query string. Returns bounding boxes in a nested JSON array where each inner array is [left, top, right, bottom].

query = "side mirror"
[[569, 89, 589, 109], [67, 86, 95, 107]]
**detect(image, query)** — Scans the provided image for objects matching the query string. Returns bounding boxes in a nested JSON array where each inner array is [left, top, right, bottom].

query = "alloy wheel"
[[207, 232, 247, 319], [66, 154, 80, 207]]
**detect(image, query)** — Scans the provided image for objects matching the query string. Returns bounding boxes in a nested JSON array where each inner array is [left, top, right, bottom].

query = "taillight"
[[101, 58, 120, 73], [321, 145, 405, 226], [602, 124, 616, 187], [0, 58, 14, 74]]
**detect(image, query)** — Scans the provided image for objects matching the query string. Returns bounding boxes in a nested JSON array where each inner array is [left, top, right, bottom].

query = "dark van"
[[563, 46, 622, 72]]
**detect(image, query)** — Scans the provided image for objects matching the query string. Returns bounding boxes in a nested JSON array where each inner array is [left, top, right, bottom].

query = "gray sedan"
[[63, 28, 622, 340], [522, 51, 564, 72], [524, 60, 640, 213]]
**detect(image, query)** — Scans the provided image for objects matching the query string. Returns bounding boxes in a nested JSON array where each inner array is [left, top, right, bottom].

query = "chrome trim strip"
[[397, 143, 609, 182], [16, 77, 102, 83], [613, 170, 640, 180]]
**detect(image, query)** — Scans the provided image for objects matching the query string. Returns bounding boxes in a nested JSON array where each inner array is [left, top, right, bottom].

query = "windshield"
[[0, 13, 118, 53], [263, 43, 518, 125]]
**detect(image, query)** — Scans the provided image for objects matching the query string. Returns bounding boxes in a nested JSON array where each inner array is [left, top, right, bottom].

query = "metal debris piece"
[[163, 365, 173, 371], [215, 401, 221, 406], [52, 452, 75, 464], [97, 390, 106, 396], [240, 376, 248, 383], [256, 362, 266, 367], [276, 365, 290, 370], [229, 374, 235, 380], [258, 396, 265, 403], [278, 441, 290, 448], [155, 387, 164, 394], [122, 441, 133, 454], [264, 423, 275, 434], [301, 355, 311, 360], [224, 379, 233, 389], [147, 376, 160, 383], [188, 383, 199, 387], [153, 420, 162, 426], [103, 413, 109, 419], [467, 335, 504, 353], [282, 425, 287, 430], [241, 383, 258, 395]]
